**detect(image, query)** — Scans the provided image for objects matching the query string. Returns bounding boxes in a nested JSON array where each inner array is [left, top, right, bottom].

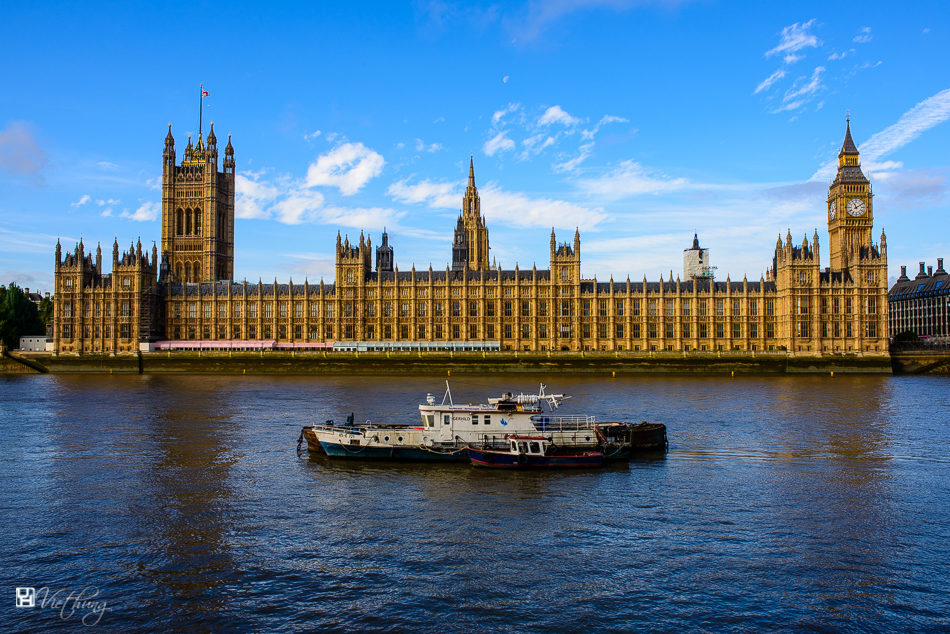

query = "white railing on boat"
[[531, 415, 597, 430]]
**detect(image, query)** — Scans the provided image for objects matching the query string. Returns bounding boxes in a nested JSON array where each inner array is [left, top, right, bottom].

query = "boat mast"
[[442, 381, 454, 406]]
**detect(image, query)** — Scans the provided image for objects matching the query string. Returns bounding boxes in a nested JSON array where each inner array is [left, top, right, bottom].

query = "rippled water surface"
[[2, 373, 949, 632]]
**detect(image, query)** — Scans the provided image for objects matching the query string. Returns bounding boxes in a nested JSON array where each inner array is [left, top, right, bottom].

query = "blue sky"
[[2, 1, 949, 293]]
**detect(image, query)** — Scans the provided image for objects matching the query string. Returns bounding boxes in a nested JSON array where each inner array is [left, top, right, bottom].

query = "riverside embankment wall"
[[3, 350, 903, 375]]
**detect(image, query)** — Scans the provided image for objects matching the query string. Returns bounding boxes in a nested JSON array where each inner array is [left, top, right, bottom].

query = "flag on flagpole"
[[201, 90, 209, 97]]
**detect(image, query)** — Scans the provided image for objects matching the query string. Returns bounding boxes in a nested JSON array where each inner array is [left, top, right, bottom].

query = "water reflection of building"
[[51, 118, 888, 357]]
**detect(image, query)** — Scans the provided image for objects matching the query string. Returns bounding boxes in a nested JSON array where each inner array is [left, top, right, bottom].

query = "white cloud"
[[272, 190, 326, 225], [97, 161, 118, 169], [853, 27, 872, 43], [305, 142, 385, 195], [765, 20, 820, 58], [519, 132, 558, 160], [575, 160, 691, 198], [828, 49, 854, 61], [121, 201, 160, 221], [484, 131, 516, 156], [755, 20, 821, 98], [864, 160, 903, 175], [387, 179, 460, 208], [491, 103, 521, 125], [581, 115, 628, 140], [71, 194, 91, 207], [235, 172, 280, 219], [860, 88, 950, 159], [773, 66, 824, 112], [538, 105, 581, 127], [101, 209, 112, 217], [754, 69, 787, 94], [415, 139, 443, 153], [96, 198, 119, 206], [554, 143, 594, 172], [479, 183, 607, 231], [303, 130, 321, 141]]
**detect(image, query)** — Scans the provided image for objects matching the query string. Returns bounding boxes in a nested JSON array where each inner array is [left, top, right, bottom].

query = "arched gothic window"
[[194, 208, 201, 235], [193, 262, 201, 281], [176, 209, 184, 236], [175, 262, 182, 280], [184, 262, 192, 282], [186, 209, 193, 235]]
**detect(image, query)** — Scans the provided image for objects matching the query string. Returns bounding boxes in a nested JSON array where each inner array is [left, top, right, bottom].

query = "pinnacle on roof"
[[469, 155, 475, 187], [839, 116, 859, 156], [165, 123, 174, 146]]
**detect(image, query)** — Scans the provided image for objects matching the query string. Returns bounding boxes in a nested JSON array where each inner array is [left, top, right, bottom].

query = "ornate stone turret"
[[376, 228, 394, 272], [452, 216, 468, 272]]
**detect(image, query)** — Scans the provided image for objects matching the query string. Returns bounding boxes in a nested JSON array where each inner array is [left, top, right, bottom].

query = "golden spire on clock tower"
[[827, 115, 873, 270]]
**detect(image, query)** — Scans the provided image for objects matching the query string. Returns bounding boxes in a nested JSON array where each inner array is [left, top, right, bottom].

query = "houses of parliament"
[[51, 118, 889, 357]]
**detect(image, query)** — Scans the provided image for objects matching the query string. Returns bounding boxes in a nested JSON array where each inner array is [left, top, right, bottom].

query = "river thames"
[[1, 373, 948, 632]]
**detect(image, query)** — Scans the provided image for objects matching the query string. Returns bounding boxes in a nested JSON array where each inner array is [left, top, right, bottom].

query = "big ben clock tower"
[[827, 116, 873, 270]]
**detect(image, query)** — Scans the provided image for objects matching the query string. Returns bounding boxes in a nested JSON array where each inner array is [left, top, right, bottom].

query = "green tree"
[[38, 294, 54, 331], [0, 283, 46, 349]]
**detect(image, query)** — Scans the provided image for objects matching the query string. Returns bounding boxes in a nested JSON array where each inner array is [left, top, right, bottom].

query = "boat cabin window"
[[443, 415, 450, 425], [518, 442, 529, 454], [472, 414, 479, 425], [484, 416, 491, 426], [510, 441, 518, 452], [529, 442, 541, 454], [424, 415, 435, 428]]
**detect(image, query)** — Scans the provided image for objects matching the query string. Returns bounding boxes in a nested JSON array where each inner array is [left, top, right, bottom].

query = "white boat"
[[300, 383, 607, 461]]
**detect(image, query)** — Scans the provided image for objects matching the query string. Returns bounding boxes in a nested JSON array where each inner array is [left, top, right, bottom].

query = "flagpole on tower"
[[199, 83, 204, 140]]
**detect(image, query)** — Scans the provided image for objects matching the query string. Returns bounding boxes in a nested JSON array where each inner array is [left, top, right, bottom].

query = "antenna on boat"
[[442, 381, 454, 406], [538, 383, 569, 410]]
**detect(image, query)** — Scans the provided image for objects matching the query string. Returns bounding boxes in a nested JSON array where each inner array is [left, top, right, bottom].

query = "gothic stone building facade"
[[52, 120, 889, 356]]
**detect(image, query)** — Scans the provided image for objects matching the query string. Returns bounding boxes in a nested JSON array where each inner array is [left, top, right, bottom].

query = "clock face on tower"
[[829, 201, 836, 220], [847, 198, 866, 217]]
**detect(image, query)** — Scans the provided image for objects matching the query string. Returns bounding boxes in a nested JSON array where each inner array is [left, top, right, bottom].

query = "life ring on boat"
[[517, 453, 529, 465], [547, 443, 558, 454]]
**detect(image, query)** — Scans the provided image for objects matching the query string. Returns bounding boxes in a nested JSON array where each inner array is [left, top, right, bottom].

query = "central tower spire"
[[457, 156, 489, 271]]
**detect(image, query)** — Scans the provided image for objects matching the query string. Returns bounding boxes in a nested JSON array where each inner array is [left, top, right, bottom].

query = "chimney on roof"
[[899, 265, 907, 281], [916, 262, 929, 279], [928, 266, 933, 277], [936, 258, 946, 276]]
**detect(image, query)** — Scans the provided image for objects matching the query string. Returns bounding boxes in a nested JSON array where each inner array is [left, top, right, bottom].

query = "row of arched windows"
[[176, 208, 202, 236], [175, 261, 202, 283]]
